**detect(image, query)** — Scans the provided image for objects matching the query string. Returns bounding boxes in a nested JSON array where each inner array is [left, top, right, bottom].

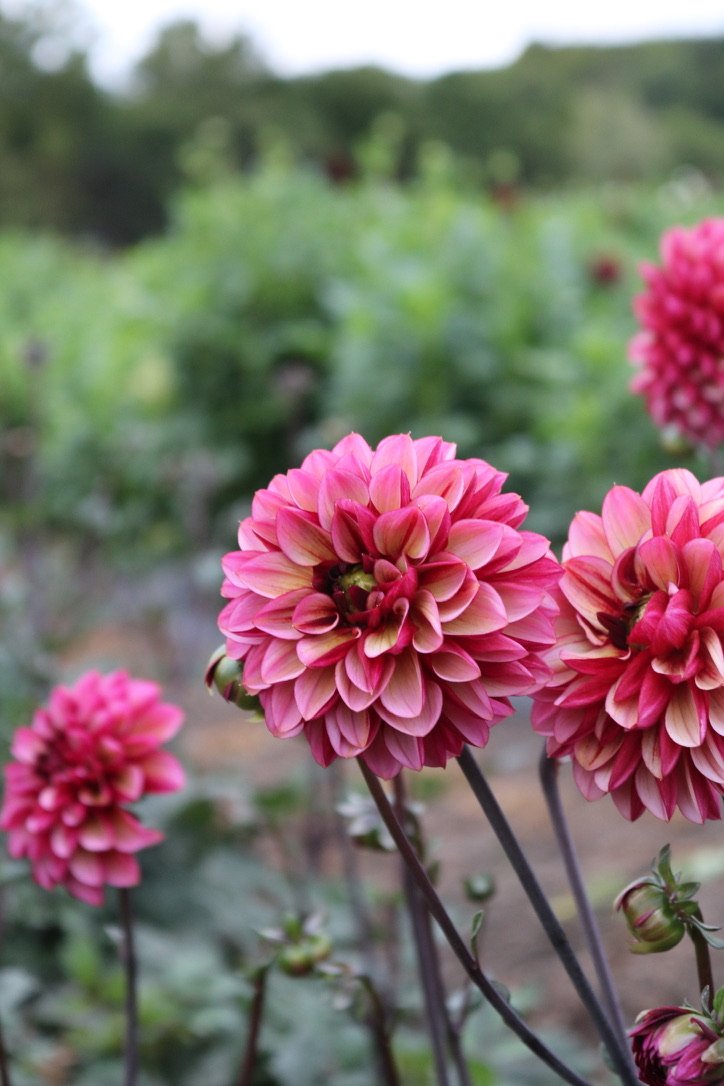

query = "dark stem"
[[539, 752, 633, 1059], [119, 888, 139, 1086], [357, 975, 403, 1086], [457, 747, 639, 1086], [393, 776, 451, 1086], [236, 965, 270, 1086], [690, 910, 715, 999], [0, 1014, 12, 1086], [357, 759, 593, 1086]]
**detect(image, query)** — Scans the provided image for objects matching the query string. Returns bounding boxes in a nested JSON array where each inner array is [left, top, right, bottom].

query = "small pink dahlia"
[[0, 671, 185, 905], [532, 469, 724, 822], [631, 1005, 724, 1086], [630, 218, 724, 448], [218, 433, 560, 778]]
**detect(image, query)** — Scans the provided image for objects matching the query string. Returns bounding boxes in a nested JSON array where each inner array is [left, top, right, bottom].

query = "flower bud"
[[615, 879, 685, 953], [276, 935, 333, 977], [631, 1001, 724, 1086], [205, 646, 261, 712]]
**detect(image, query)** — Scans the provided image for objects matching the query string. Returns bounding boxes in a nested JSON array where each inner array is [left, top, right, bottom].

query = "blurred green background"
[[1, 4, 723, 1083]]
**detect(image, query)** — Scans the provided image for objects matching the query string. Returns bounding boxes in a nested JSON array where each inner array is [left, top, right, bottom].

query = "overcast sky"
[[10, 0, 724, 83]]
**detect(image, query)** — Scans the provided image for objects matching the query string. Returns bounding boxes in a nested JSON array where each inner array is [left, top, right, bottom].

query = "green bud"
[[276, 935, 333, 977], [615, 880, 685, 953], [204, 645, 261, 712]]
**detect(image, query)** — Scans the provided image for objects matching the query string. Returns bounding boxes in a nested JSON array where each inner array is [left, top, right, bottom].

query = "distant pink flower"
[[631, 1004, 724, 1085], [219, 433, 560, 777], [532, 469, 724, 822], [0, 671, 185, 905], [630, 218, 724, 448]]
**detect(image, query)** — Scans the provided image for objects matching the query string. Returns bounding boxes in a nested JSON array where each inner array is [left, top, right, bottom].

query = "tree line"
[[2, 6, 723, 245]]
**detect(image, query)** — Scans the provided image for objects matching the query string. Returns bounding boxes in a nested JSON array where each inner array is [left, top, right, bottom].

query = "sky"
[[11, 0, 724, 84]]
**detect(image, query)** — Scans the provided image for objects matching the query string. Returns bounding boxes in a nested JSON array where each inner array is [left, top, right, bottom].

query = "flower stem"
[[236, 965, 269, 1086], [357, 759, 593, 1086], [457, 747, 639, 1086], [690, 909, 715, 999], [539, 752, 633, 1060], [0, 1016, 12, 1086], [357, 975, 403, 1086], [118, 888, 139, 1086], [393, 775, 452, 1086]]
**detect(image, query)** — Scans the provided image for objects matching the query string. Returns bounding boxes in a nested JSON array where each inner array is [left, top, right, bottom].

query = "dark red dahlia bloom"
[[0, 671, 185, 905], [219, 433, 561, 777], [630, 218, 724, 448], [631, 1005, 724, 1085]]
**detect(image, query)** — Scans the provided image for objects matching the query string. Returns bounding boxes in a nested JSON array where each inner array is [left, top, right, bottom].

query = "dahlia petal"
[[690, 736, 724, 784], [295, 666, 338, 719], [707, 688, 724, 735], [634, 765, 677, 821], [372, 434, 419, 487], [373, 506, 430, 561], [360, 731, 406, 779], [640, 724, 681, 778], [379, 650, 424, 718], [50, 824, 79, 859], [605, 679, 640, 729], [376, 681, 443, 737], [560, 556, 617, 625], [667, 495, 700, 547], [610, 779, 645, 821], [297, 627, 360, 668], [429, 645, 481, 683], [383, 728, 424, 771], [412, 462, 467, 510], [665, 686, 705, 747], [369, 465, 411, 514], [286, 468, 321, 512], [334, 662, 378, 711], [411, 589, 444, 653], [330, 703, 375, 750], [276, 507, 336, 566], [262, 681, 305, 737], [106, 810, 163, 853], [317, 469, 370, 529], [435, 575, 481, 622], [330, 502, 374, 562], [637, 669, 673, 730], [139, 750, 186, 793], [9, 728, 45, 764], [417, 556, 468, 601], [255, 589, 308, 639], [363, 603, 409, 658], [103, 851, 141, 888], [304, 720, 337, 768], [235, 552, 311, 597], [69, 850, 105, 887], [565, 510, 611, 561], [601, 486, 651, 555], [442, 582, 507, 635], [683, 538, 722, 609], [291, 592, 340, 635], [414, 494, 451, 554], [261, 637, 306, 684], [635, 536, 680, 592], [446, 519, 504, 570], [607, 732, 643, 789], [645, 473, 679, 536], [332, 432, 374, 465]]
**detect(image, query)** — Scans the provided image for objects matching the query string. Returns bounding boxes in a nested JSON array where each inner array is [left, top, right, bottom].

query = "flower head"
[[532, 468, 724, 822], [631, 1003, 724, 1086], [218, 433, 560, 778], [0, 671, 185, 905], [630, 218, 724, 449]]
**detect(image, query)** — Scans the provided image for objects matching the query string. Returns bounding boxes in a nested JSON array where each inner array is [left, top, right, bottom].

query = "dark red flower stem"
[[539, 752, 633, 1066], [356, 975, 402, 1086], [236, 965, 269, 1086], [0, 1016, 12, 1086], [119, 888, 139, 1086], [689, 909, 715, 999], [393, 775, 452, 1086], [357, 759, 593, 1086], [457, 747, 639, 1086]]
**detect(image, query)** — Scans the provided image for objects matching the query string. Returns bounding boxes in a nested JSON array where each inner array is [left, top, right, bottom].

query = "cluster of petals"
[[630, 218, 724, 448], [0, 670, 185, 905], [630, 1005, 724, 1085], [532, 469, 724, 822], [219, 433, 560, 778]]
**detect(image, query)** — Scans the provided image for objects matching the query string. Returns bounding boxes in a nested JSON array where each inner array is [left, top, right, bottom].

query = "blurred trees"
[[0, 2, 723, 243]]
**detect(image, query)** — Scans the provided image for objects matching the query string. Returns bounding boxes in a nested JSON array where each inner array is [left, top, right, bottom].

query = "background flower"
[[631, 1004, 724, 1085], [532, 468, 724, 821], [219, 432, 560, 777], [0, 670, 185, 905], [630, 218, 724, 449]]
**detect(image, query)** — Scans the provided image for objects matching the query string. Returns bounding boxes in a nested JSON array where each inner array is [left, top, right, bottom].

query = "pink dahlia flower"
[[0, 671, 185, 905], [631, 1005, 724, 1086], [532, 468, 724, 822], [630, 218, 724, 448], [218, 433, 560, 778]]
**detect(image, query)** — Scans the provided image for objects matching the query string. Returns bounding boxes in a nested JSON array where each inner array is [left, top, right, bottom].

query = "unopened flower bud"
[[276, 935, 333, 977], [631, 998, 724, 1086], [205, 646, 261, 712], [615, 880, 685, 953]]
